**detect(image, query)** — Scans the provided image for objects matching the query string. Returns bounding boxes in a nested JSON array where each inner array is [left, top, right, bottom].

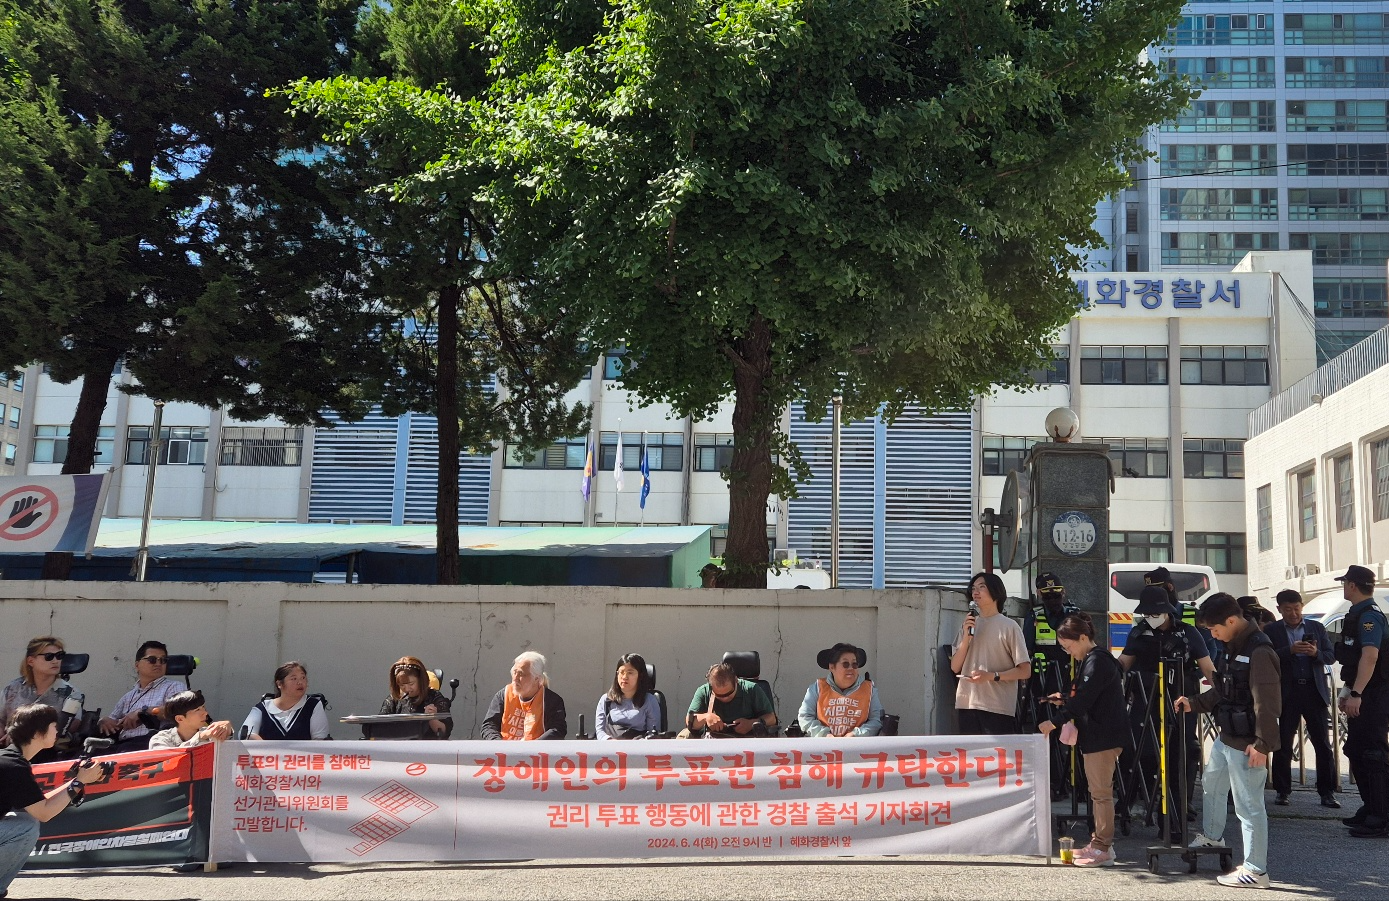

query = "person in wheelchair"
[[378, 657, 451, 740], [0, 637, 84, 758], [483, 651, 567, 740], [796, 643, 884, 738], [684, 663, 776, 738], [595, 653, 662, 740], [98, 640, 185, 754], [241, 662, 330, 740]]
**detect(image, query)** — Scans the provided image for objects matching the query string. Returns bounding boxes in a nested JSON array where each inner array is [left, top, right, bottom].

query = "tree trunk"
[[721, 313, 776, 589], [60, 353, 119, 475], [435, 282, 462, 586]]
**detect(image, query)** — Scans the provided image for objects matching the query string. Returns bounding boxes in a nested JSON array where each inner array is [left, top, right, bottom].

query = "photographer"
[[2, 704, 114, 896]]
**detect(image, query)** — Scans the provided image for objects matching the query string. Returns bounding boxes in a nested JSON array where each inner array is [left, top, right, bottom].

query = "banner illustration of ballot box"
[[210, 736, 1050, 862], [26, 745, 213, 869]]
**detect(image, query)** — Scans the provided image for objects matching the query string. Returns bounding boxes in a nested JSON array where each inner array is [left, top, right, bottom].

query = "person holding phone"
[[1265, 589, 1338, 808]]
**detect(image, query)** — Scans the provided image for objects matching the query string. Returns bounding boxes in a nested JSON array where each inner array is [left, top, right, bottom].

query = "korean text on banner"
[[210, 736, 1050, 863], [26, 745, 214, 870], [0, 474, 110, 555]]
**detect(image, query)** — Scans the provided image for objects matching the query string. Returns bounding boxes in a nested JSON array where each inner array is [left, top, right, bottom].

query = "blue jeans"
[[0, 810, 41, 893], [1201, 739, 1269, 875]]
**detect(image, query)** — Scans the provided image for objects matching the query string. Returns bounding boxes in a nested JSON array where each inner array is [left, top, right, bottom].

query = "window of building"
[[599, 431, 683, 472], [1186, 532, 1248, 574], [1256, 483, 1273, 550], [1334, 453, 1355, 531], [1314, 278, 1389, 319], [1162, 99, 1276, 132], [603, 348, 630, 380], [218, 427, 304, 466], [504, 437, 589, 469], [1287, 56, 1389, 89], [126, 426, 207, 466], [32, 425, 116, 465], [0, 372, 21, 391], [1106, 438, 1169, 478], [694, 433, 735, 472], [1170, 15, 1274, 47], [1125, 203, 1140, 233], [0, 404, 5, 424], [5, 406, 16, 428], [1287, 143, 1388, 177], [1161, 232, 1279, 265], [1160, 187, 1277, 221], [1026, 348, 1069, 385], [1164, 56, 1275, 89], [1286, 99, 1389, 133], [1289, 232, 1389, 266], [1079, 346, 1168, 385], [1297, 468, 1317, 542], [1110, 531, 1172, 564], [3, 444, 16, 466], [1179, 345, 1270, 385], [981, 436, 1040, 476], [1161, 144, 1277, 177], [1184, 439, 1244, 479], [1126, 249, 1141, 271], [1284, 13, 1389, 46], [1374, 437, 1389, 522]]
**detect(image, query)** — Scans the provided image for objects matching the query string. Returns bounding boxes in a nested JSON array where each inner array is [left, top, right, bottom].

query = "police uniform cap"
[[1144, 566, 1172, 586], [1035, 572, 1063, 593], [1134, 585, 1176, 616], [1334, 564, 1376, 587]]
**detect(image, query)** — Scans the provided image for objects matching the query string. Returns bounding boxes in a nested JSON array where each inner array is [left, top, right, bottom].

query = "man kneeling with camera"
[[2, 704, 119, 897]]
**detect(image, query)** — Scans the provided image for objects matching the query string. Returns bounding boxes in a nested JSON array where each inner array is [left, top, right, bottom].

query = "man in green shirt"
[[684, 663, 777, 736]]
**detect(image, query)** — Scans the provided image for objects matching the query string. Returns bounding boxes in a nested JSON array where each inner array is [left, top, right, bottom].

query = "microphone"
[[968, 602, 979, 636]]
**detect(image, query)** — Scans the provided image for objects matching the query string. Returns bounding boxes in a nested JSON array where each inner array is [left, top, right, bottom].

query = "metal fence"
[[1249, 324, 1389, 438]]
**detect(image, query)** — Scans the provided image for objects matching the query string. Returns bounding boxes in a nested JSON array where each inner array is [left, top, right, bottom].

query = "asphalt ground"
[[11, 782, 1378, 901]]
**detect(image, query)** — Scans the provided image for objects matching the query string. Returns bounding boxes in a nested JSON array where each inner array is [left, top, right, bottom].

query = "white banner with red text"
[[209, 736, 1050, 861]]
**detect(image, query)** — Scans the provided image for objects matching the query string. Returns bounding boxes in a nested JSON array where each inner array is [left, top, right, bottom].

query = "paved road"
[[13, 784, 1377, 900]]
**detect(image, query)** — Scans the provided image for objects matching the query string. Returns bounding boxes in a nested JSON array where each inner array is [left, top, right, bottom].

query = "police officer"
[[1024, 572, 1080, 797], [1119, 585, 1216, 840], [1334, 564, 1388, 837]]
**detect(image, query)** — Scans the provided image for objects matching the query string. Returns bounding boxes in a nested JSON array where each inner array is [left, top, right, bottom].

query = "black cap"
[[1237, 595, 1260, 610], [1036, 572, 1063, 592], [1145, 566, 1172, 586], [164, 690, 206, 720], [1134, 585, 1176, 616], [1334, 565, 1376, 587]]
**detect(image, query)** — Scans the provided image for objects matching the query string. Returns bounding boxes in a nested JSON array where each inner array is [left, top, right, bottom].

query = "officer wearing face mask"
[[1119, 585, 1217, 841]]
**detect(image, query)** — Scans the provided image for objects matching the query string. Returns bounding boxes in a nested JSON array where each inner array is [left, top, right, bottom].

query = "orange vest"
[[501, 684, 545, 740], [815, 678, 873, 732]]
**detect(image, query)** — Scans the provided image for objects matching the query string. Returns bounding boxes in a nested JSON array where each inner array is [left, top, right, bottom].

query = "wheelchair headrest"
[[429, 669, 443, 691], [721, 650, 761, 680], [644, 662, 657, 688], [59, 653, 90, 676], [164, 654, 197, 677]]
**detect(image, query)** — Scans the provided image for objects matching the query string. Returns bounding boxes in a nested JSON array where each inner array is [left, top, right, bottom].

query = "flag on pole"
[[581, 440, 594, 500], [639, 445, 651, 509], [614, 432, 625, 492]]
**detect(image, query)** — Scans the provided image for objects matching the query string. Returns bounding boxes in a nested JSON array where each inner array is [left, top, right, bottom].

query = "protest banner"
[[25, 745, 213, 869], [210, 736, 1050, 862]]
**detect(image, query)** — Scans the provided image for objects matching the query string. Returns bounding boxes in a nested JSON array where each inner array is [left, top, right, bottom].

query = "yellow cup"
[[1059, 837, 1074, 864]]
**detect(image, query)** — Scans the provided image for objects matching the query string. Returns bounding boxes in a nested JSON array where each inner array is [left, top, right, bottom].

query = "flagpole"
[[613, 418, 622, 526]]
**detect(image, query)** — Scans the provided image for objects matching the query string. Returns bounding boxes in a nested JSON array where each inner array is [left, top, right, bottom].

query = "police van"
[[1107, 562, 1218, 654]]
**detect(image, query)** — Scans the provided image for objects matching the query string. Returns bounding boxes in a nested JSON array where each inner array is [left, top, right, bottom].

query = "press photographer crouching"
[[2, 704, 119, 896]]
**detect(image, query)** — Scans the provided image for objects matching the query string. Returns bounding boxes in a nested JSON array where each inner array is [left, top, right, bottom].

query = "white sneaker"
[[1189, 833, 1224, 849], [1074, 847, 1115, 868], [1216, 867, 1270, 888]]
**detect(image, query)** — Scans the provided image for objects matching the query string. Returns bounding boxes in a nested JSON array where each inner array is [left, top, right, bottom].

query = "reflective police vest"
[[1181, 604, 1198, 629], [1213, 630, 1272, 739], [1032, 603, 1079, 648]]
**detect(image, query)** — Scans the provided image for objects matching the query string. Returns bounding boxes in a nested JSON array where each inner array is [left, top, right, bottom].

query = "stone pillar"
[[1024, 442, 1113, 617]]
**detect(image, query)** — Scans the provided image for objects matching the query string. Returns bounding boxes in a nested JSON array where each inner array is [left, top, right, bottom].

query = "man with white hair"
[[482, 651, 567, 740]]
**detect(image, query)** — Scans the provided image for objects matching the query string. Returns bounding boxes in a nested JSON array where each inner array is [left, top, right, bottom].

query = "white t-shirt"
[[954, 613, 1030, 717]]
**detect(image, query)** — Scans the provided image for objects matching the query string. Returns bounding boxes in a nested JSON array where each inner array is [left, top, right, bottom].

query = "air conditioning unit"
[[1305, 563, 1321, 576], [1284, 565, 1302, 580], [773, 548, 799, 566]]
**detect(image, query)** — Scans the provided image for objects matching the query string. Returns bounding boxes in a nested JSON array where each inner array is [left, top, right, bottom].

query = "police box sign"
[[1051, 511, 1097, 557], [1069, 272, 1270, 318]]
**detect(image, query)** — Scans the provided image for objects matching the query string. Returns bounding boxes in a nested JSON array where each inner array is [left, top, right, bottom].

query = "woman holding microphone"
[[1038, 612, 1129, 868]]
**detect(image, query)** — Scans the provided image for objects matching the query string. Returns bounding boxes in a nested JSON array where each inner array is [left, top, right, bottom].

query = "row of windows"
[[0, 373, 22, 392], [1171, 14, 1389, 46], [503, 432, 738, 472], [1289, 232, 1389, 266], [1163, 100, 1389, 134], [1160, 188, 1389, 223], [982, 437, 1244, 479], [1109, 531, 1247, 574], [1256, 435, 1389, 551], [1314, 278, 1389, 319], [1054, 345, 1270, 387], [1159, 144, 1388, 177], [32, 426, 306, 467], [1159, 233, 1389, 268], [1166, 56, 1389, 90]]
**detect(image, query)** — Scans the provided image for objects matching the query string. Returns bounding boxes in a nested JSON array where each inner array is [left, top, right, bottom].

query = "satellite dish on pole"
[[997, 470, 1023, 572]]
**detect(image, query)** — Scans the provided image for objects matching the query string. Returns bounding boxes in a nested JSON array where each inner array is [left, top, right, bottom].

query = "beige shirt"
[[954, 614, 1030, 717]]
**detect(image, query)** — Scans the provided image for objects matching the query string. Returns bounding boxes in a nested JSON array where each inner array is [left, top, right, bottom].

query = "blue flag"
[[639, 446, 651, 509]]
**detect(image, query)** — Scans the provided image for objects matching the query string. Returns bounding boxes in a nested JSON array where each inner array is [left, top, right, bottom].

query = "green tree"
[[0, 0, 381, 477], [458, 0, 1196, 586], [286, 0, 589, 583]]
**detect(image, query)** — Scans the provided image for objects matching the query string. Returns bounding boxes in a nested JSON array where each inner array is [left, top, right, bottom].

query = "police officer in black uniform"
[[1024, 572, 1080, 797], [1334, 564, 1389, 837], [1119, 584, 1216, 839]]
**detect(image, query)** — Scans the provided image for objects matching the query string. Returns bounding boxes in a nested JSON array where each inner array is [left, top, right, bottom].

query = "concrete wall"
[[0, 582, 965, 739]]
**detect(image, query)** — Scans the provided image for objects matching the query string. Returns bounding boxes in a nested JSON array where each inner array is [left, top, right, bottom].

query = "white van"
[[1106, 562, 1219, 653]]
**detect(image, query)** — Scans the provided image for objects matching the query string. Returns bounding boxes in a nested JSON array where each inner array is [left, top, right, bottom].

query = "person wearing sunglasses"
[[0, 637, 85, 756], [97, 641, 185, 754], [683, 663, 776, 738], [796, 643, 884, 738]]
